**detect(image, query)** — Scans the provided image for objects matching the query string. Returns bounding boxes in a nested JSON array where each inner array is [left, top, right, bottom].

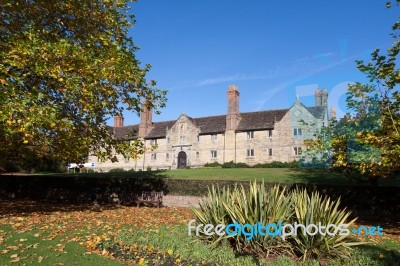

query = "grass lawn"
[[1, 200, 399, 266], [161, 168, 350, 184], [44, 168, 399, 186], [160, 168, 400, 186]]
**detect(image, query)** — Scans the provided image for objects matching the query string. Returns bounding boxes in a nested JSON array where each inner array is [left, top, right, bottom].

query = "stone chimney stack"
[[114, 116, 124, 127], [330, 107, 336, 119], [138, 100, 152, 137], [315, 88, 328, 107], [226, 85, 241, 131]]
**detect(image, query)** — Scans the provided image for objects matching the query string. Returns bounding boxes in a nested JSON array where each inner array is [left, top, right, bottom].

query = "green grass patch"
[[0, 200, 398, 266], [33, 168, 399, 186], [101, 224, 400, 266], [0, 225, 121, 265]]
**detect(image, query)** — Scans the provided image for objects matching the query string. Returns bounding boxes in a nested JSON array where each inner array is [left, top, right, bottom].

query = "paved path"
[[162, 195, 205, 208]]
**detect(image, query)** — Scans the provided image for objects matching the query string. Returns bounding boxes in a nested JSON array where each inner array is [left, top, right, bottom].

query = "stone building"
[[90, 86, 329, 171]]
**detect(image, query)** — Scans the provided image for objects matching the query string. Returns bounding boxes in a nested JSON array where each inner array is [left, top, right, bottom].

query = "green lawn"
[[160, 168, 399, 186], [41, 167, 400, 186], [161, 168, 350, 184], [1, 201, 399, 266]]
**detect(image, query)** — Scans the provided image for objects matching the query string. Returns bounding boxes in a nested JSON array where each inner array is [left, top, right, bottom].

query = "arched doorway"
[[177, 151, 187, 169]]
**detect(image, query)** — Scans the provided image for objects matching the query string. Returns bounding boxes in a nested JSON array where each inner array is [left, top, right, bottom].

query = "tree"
[[302, 2, 400, 179], [0, 0, 166, 171]]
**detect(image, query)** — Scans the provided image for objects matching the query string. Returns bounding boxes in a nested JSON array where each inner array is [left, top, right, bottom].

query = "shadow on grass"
[[0, 200, 122, 216], [284, 168, 351, 186], [284, 169, 400, 222], [352, 244, 400, 266], [284, 168, 400, 187]]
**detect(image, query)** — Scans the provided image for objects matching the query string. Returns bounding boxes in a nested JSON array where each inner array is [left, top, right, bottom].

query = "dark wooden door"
[[177, 151, 187, 169]]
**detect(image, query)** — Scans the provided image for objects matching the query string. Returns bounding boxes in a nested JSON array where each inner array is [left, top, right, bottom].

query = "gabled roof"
[[291, 100, 327, 120], [113, 125, 139, 140], [305, 106, 326, 119], [112, 109, 290, 139], [192, 115, 227, 134], [145, 120, 176, 138], [237, 109, 288, 131]]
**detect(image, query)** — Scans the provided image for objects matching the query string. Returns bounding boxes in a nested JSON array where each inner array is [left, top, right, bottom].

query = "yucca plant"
[[191, 181, 294, 258], [290, 188, 362, 261]]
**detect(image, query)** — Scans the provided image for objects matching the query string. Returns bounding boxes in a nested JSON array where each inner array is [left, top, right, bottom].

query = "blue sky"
[[116, 0, 398, 125]]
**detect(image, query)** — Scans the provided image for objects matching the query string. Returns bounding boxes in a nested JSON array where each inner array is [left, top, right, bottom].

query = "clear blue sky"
[[116, 0, 398, 126]]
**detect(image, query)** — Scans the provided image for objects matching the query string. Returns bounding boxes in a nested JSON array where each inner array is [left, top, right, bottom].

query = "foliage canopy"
[[0, 0, 166, 170]]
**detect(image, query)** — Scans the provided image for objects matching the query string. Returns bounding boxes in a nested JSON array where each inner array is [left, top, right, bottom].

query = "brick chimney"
[[113, 115, 124, 127], [138, 100, 152, 137], [226, 85, 241, 131]]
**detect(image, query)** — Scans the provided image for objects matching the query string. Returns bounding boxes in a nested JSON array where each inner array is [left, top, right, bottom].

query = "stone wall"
[[89, 106, 326, 172]]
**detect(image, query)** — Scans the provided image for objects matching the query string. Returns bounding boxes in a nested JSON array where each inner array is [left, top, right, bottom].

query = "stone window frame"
[[211, 134, 218, 142], [211, 150, 217, 158], [246, 131, 254, 140], [268, 130, 273, 137], [294, 147, 302, 156], [124, 157, 130, 163], [150, 139, 157, 145], [268, 148, 273, 156], [151, 153, 157, 160], [293, 128, 302, 136], [196, 151, 200, 159], [166, 153, 170, 160], [246, 148, 255, 157]]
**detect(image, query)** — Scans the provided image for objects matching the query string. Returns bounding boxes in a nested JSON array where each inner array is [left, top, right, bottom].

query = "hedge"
[[0, 173, 398, 222]]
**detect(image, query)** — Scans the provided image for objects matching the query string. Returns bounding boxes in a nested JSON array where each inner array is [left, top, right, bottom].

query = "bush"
[[108, 168, 126, 173], [221, 161, 250, 168], [203, 162, 222, 168], [253, 161, 298, 168], [192, 182, 294, 257], [191, 181, 361, 261], [290, 188, 358, 261]]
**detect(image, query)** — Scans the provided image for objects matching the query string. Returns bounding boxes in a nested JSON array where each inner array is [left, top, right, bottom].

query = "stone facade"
[[89, 86, 329, 171]]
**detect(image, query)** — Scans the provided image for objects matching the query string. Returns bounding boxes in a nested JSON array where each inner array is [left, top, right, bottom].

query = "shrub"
[[221, 161, 251, 168], [253, 161, 298, 168], [191, 182, 294, 257], [290, 188, 360, 261], [108, 168, 126, 173], [191, 181, 362, 261], [203, 162, 222, 168]]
